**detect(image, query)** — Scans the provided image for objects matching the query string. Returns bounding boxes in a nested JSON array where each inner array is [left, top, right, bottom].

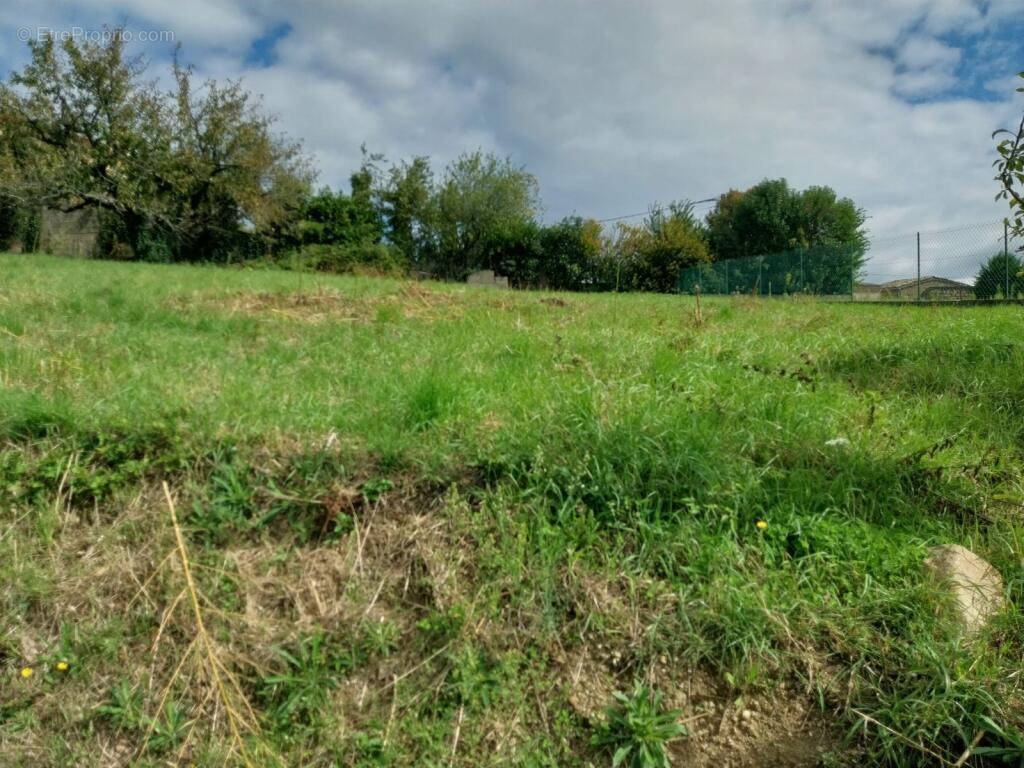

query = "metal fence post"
[[1005, 220, 1010, 299], [916, 232, 921, 302], [725, 260, 729, 294], [758, 257, 762, 295]]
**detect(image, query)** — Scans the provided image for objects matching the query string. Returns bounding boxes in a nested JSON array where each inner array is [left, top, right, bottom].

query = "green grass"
[[1, 252, 1023, 766]]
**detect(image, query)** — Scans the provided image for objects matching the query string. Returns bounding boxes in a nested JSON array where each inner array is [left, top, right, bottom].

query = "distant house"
[[877, 276, 973, 301]]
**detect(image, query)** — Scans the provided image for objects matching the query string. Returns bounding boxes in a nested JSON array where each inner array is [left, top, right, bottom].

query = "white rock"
[[924, 544, 1005, 634], [824, 437, 851, 448]]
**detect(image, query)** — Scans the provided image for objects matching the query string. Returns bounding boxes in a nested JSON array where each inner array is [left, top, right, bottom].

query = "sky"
[[2, 0, 1023, 279]]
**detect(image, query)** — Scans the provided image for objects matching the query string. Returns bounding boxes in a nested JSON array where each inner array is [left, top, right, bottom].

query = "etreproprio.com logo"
[[17, 27, 175, 43]]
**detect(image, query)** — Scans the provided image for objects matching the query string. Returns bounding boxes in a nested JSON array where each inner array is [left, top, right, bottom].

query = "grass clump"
[[592, 684, 687, 767]]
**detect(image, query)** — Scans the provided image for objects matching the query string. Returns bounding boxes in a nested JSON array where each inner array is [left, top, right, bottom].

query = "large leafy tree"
[[706, 179, 867, 260], [376, 155, 435, 268], [168, 59, 312, 260], [0, 33, 313, 261], [706, 180, 799, 261], [432, 151, 541, 279], [704, 179, 867, 294], [0, 36, 173, 247]]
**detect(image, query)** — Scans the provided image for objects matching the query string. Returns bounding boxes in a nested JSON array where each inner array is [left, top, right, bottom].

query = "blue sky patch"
[[245, 22, 292, 68]]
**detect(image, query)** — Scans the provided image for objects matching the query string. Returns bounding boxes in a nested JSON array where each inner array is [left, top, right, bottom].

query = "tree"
[[376, 155, 435, 269], [168, 58, 313, 260], [0, 32, 313, 261], [974, 251, 1024, 300], [432, 151, 541, 279], [537, 216, 603, 290], [706, 180, 799, 261], [0, 35, 173, 253], [994, 72, 1024, 236], [292, 184, 382, 247], [796, 186, 868, 251], [286, 150, 384, 250], [704, 179, 867, 294], [485, 219, 543, 287], [612, 202, 710, 292]]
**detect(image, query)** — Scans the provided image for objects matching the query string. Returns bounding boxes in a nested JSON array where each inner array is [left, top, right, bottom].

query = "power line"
[[596, 196, 717, 223]]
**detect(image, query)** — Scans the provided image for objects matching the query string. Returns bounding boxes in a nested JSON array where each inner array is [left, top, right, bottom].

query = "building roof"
[[878, 276, 971, 290]]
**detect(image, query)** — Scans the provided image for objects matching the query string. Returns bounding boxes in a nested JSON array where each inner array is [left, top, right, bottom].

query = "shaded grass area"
[[1, 253, 1023, 766]]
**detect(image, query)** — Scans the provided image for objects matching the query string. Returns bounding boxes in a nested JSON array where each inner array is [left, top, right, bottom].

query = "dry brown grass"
[[167, 283, 464, 325]]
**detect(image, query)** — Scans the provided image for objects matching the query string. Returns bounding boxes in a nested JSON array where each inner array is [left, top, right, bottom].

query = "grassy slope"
[[1, 253, 1023, 766]]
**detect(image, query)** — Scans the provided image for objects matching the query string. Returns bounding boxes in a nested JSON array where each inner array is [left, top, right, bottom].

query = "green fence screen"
[[678, 243, 862, 296]]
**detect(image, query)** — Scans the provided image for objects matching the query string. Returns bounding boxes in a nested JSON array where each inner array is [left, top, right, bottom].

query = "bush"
[[612, 203, 710, 293], [485, 220, 543, 287], [591, 684, 686, 768], [975, 251, 1024, 299], [95, 211, 175, 262], [278, 242, 408, 275], [20, 208, 41, 252], [0, 196, 21, 250], [0, 197, 41, 252], [537, 216, 603, 290], [288, 181, 383, 249]]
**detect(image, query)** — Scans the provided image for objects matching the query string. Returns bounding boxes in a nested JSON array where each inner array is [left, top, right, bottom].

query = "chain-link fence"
[[678, 220, 1024, 301]]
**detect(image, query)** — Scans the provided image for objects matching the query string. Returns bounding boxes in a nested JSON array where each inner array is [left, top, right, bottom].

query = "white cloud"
[[893, 36, 961, 97]]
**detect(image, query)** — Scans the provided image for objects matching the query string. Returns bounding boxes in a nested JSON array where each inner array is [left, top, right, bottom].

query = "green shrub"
[[0, 197, 20, 250], [277, 242, 407, 275], [257, 623, 395, 738], [0, 425, 188, 507], [591, 684, 686, 768], [0, 198, 40, 252], [975, 251, 1024, 299]]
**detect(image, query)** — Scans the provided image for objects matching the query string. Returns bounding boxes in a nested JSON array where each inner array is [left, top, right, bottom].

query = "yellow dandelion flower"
[[756, 520, 768, 530], [20, 667, 33, 679], [56, 660, 69, 672]]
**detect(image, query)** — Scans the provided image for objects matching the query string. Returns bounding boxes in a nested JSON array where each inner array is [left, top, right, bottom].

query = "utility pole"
[[916, 232, 921, 302]]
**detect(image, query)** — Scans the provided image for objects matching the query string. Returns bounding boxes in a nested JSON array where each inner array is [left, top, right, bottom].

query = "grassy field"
[[1, 253, 1023, 767]]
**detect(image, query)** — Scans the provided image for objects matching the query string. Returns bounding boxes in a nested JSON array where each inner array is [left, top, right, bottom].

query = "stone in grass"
[[824, 437, 851, 449], [924, 544, 1005, 634]]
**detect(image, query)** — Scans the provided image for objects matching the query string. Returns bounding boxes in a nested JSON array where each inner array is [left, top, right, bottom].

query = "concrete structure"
[[853, 282, 883, 300], [40, 208, 99, 257], [466, 269, 509, 288]]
